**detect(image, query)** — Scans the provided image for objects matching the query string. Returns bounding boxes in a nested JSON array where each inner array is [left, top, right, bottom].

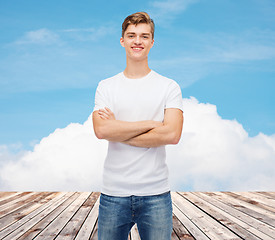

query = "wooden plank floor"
[[0, 192, 274, 239]]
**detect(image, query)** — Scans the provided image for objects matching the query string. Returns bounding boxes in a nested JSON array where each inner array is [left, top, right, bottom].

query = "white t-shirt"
[[93, 70, 183, 196]]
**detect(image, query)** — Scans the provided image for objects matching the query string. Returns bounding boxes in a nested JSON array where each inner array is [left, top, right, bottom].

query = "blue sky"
[[0, 0, 274, 151]]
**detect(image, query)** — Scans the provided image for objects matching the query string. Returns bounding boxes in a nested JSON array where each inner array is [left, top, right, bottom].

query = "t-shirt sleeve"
[[93, 81, 110, 112], [165, 81, 183, 112]]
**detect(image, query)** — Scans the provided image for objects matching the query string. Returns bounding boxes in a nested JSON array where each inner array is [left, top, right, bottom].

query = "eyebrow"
[[126, 32, 151, 35]]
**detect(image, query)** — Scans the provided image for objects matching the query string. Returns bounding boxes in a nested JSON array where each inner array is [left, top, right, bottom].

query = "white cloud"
[[0, 98, 274, 191], [60, 25, 117, 41], [167, 97, 275, 191], [149, 0, 199, 24], [13, 25, 115, 46], [15, 28, 61, 45], [0, 115, 107, 191], [0, 143, 27, 165]]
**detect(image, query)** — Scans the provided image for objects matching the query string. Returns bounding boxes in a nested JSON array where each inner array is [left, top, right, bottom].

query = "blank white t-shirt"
[[93, 70, 183, 196]]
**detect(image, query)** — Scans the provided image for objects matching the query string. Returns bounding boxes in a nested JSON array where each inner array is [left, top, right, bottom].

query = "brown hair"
[[122, 12, 155, 39]]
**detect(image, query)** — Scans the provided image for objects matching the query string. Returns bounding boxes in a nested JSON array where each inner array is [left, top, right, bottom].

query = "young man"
[[93, 12, 183, 240]]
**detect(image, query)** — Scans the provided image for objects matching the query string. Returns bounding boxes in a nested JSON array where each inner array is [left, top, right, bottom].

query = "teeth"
[[133, 48, 142, 50]]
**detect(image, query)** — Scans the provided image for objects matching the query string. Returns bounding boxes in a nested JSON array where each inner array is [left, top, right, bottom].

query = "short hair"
[[122, 12, 155, 39]]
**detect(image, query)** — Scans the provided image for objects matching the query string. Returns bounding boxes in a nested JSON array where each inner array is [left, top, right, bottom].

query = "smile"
[[132, 47, 144, 51]]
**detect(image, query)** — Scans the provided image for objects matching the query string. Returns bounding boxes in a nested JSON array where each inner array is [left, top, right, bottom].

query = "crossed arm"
[[92, 107, 183, 148]]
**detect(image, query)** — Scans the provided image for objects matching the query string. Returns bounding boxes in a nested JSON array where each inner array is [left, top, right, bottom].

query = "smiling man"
[[93, 12, 183, 240]]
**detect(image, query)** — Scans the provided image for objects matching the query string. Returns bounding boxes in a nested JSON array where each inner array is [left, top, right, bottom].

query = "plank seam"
[[70, 192, 96, 240], [177, 192, 246, 240], [29, 192, 81, 239], [173, 192, 210, 239]]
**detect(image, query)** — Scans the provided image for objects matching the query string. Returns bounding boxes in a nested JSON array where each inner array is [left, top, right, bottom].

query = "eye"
[[143, 35, 150, 39]]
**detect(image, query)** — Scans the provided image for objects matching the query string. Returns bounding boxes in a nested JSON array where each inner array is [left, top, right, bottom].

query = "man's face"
[[120, 23, 154, 62]]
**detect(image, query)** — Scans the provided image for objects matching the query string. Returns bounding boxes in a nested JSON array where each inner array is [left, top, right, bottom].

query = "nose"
[[134, 36, 141, 44]]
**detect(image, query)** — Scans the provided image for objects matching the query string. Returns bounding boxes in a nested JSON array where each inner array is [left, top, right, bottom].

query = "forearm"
[[94, 107, 183, 147], [94, 118, 162, 142], [123, 124, 180, 148]]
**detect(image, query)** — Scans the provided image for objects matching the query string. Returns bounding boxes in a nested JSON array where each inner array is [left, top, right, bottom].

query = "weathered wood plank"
[[0, 192, 37, 215], [172, 192, 241, 240], [0, 192, 67, 239], [90, 221, 99, 240], [34, 192, 91, 239], [74, 193, 100, 240], [56, 192, 99, 240], [172, 214, 194, 240], [172, 202, 208, 240], [0, 192, 22, 202], [130, 223, 141, 240], [195, 192, 275, 240], [0, 192, 54, 231], [17, 192, 82, 240], [0, 192, 27, 206], [181, 192, 261, 240], [238, 192, 275, 210], [171, 228, 180, 240], [0, 192, 274, 239], [224, 192, 275, 217], [212, 192, 275, 227], [256, 192, 275, 199]]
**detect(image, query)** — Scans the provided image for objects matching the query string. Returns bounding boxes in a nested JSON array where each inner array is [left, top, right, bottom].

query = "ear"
[[120, 37, 125, 47], [150, 39, 154, 48]]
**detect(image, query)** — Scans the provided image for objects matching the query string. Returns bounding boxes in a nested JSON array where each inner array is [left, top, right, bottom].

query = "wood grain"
[[0, 192, 274, 239]]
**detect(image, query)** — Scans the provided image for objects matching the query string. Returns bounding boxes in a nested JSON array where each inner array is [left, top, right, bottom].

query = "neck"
[[123, 57, 151, 79]]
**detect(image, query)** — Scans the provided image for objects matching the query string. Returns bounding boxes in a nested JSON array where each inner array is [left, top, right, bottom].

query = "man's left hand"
[[98, 107, 115, 120]]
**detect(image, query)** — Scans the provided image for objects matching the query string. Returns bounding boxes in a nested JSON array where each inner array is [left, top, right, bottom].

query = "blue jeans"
[[98, 191, 173, 240]]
